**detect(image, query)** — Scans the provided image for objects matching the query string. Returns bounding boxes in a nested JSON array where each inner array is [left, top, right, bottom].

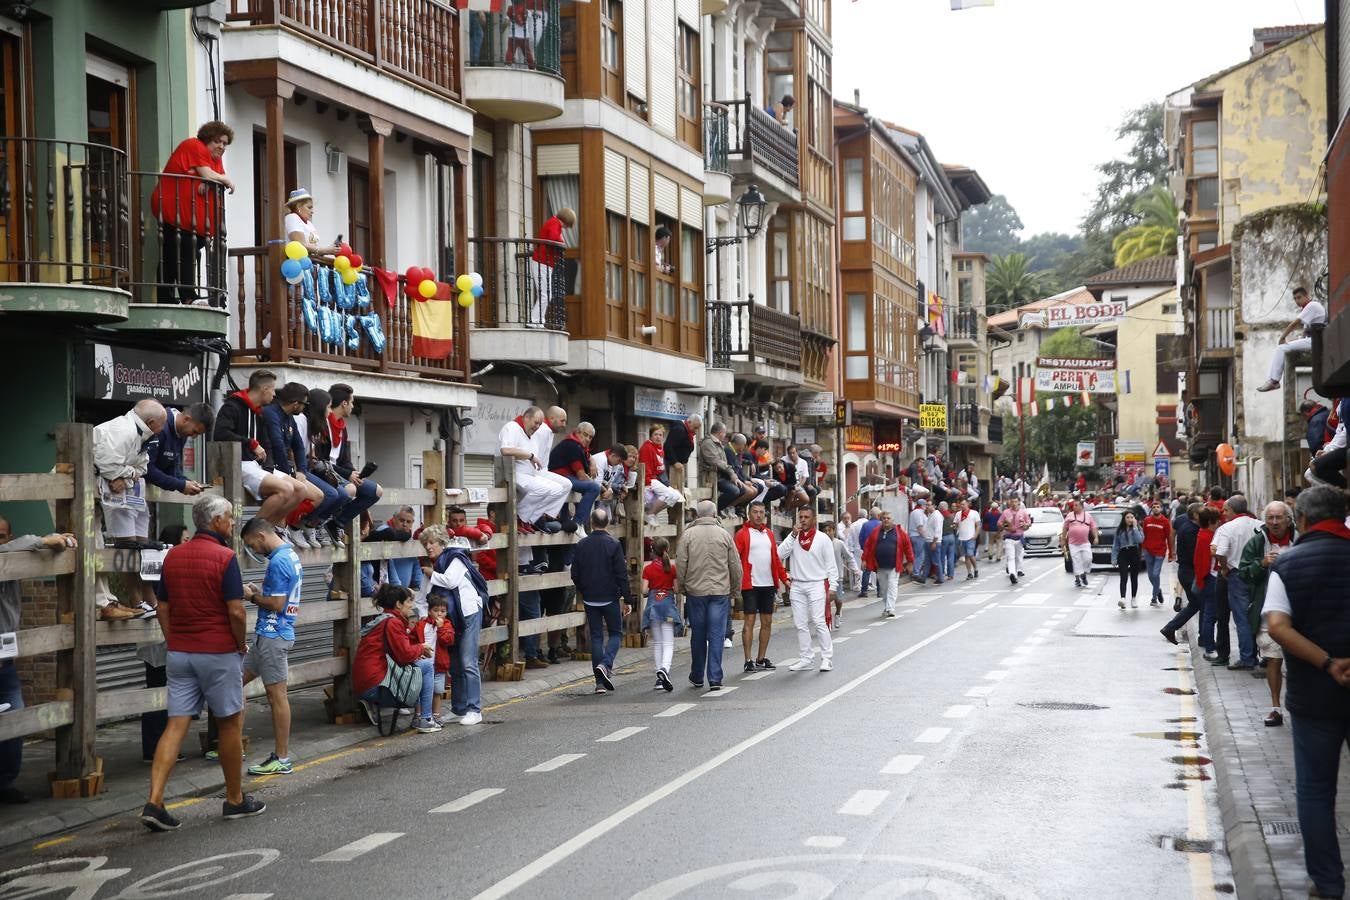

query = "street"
[[0, 556, 1233, 900]]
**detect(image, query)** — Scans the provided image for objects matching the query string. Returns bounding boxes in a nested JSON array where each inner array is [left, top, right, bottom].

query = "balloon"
[[334, 255, 351, 272], [420, 267, 436, 285], [404, 266, 422, 297], [471, 284, 484, 298], [1216, 443, 1236, 476], [470, 271, 483, 288], [286, 271, 304, 285], [458, 291, 474, 308], [341, 267, 359, 286], [339, 242, 353, 259], [284, 240, 307, 261], [299, 255, 314, 271], [348, 253, 363, 270], [456, 274, 474, 293], [280, 259, 302, 280], [418, 278, 437, 299]]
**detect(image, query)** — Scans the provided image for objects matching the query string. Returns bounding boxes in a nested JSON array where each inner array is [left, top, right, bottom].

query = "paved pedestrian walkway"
[[1190, 628, 1350, 899]]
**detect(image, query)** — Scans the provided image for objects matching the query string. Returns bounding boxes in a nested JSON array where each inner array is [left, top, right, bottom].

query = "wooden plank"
[[446, 486, 509, 504], [518, 531, 583, 549], [96, 600, 352, 646], [422, 449, 445, 526], [515, 570, 574, 592], [331, 507, 362, 716], [516, 611, 585, 637], [13, 624, 75, 657], [0, 472, 73, 502], [357, 540, 423, 562], [96, 656, 350, 719], [145, 484, 222, 504], [378, 487, 437, 508], [0, 701, 74, 743], [480, 623, 509, 644], [485, 578, 507, 598], [0, 552, 76, 580], [53, 424, 96, 780], [245, 656, 346, 700]]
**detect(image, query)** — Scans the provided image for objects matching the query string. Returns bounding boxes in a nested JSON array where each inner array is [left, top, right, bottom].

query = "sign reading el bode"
[[919, 404, 947, 430], [1034, 356, 1117, 393], [1045, 301, 1125, 329]]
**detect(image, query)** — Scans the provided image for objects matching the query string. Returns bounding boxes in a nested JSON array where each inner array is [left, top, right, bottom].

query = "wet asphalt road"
[[0, 555, 1233, 899]]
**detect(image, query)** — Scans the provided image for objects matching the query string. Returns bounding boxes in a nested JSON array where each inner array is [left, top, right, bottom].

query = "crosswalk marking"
[[1034, 628, 1052, 636], [954, 593, 997, 606], [849, 628, 870, 635], [999, 656, 1025, 667], [1074, 597, 1095, 607], [943, 705, 974, 719], [965, 685, 995, 697], [597, 727, 647, 742], [313, 832, 403, 862], [1024, 637, 1045, 645], [654, 703, 696, 718], [805, 835, 847, 848], [984, 670, 1009, 680], [430, 788, 504, 814], [742, 670, 774, 680], [837, 789, 890, 816], [915, 727, 951, 743], [702, 686, 739, 697], [526, 753, 586, 773], [833, 637, 851, 643], [880, 753, 924, 775], [1012, 592, 1050, 606]]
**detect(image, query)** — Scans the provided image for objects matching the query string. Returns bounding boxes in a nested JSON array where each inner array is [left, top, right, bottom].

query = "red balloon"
[[348, 253, 363, 270], [404, 266, 421, 297], [420, 267, 436, 285], [339, 242, 354, 259]]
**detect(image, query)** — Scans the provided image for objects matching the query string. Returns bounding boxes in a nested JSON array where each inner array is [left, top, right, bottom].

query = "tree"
[[1019, 232, 1081, 274], [961, 194, 1024, 257], [986, 252, 1042, 313], [1111, 183, 1179, 266], [1081, 103, 1168, 238], [996, 329, 1105, 480]]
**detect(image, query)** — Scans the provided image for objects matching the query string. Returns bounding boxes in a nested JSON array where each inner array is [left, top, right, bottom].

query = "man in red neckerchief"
[[778, 506, 838, 672], [734, 502, 787, 673]]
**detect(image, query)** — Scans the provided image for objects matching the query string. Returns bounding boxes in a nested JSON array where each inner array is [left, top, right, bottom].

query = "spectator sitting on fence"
[[0, 518, 76, 803], [144, 402, 212, 500], [499, 405, 571, 535], [353, 583, 439, 735], [639, 424, 685, 527], [736, 433, 784, 511], [700, 423, 754, 518], [775, 448, 810, 513], [239, 516, 302, 776], [549, 420, 601, 535], [591, 443, 629, 523], [419, 525, 488, 727], [261, 381, 326, 549], [368, 506, 423, 596], [298, 388, 344, 546], [214, 371, 305, 531], [93, 398, 168, 621], [1308, 396, 1350, 488], [321, 384, 384, 539], [1302, 400, 1332, 456], [1258, 285, 1326, 392], [662, 415, 700, 490], [140, 494, 265, 831], [413, 595, 455, 725]]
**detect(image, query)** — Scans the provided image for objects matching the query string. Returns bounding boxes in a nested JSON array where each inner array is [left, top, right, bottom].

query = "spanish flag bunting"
[[1029, 400, 1039, 418], [411, 280, 455, 359], [1063, 395, 1073, 408], [1081, 390, 1090, 406], [1045, 397, 1055, 411]]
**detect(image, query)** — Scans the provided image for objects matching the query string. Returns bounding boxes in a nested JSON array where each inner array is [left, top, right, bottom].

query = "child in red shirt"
[[413, 596, 456, 724], [640, 538, 680, 691]]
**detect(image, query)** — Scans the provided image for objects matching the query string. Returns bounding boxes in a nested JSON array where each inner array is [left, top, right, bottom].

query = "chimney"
[[854, 88, 861, 107]]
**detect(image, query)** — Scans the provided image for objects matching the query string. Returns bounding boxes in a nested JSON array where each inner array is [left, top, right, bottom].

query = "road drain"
[[1017, 701, 1108, 710], [1163, 687, 1197, 695], [1159, 836, 1219, 853], [1263, 819, 1301, 836]]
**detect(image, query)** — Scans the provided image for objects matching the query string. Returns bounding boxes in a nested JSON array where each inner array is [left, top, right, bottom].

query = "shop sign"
[[919, 404, 947, 430], [794, 427, 817, 446], [1076, 441, 1096, 467], [76, 343, 207, 407], [798, 391, 835, 419], [844, 423, 874, 452], [1114, 439, 1147, 463], [1046, 301, 1126, 329], [633, 387, 700, 423], [1034, 367, 1117, 393]]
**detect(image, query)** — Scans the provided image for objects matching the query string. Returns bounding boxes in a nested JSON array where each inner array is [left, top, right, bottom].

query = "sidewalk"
[[0, 643, 658, 850], [1189, 628, 1350, 899]]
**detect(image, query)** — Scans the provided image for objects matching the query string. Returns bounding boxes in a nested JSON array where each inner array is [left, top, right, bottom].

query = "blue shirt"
[[873, 528, 898, 570], [144, 410, 189, 492], [859, 517, 881, 547], [256, 545, 302, 641]]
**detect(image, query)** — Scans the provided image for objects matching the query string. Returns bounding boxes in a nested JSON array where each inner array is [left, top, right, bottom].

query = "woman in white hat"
[[283, 188, 338, 255]]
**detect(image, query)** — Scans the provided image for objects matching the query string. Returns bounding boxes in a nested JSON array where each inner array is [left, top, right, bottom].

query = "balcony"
[[718, 299, 803, 387], [720, 93, 800, 199], [703, 103, 733, 206], [463, 0, 564, 123], [948, 403, 984, 444], [1201, 304, 1234, 358], [948, 308, 981, 348], [469, 237, 569, 367], [229, 247, 470, 387], [988, 413, 1003, 446]]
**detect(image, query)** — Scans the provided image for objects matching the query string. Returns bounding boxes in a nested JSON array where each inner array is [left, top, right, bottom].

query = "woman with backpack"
[[353, 584, 439, 734], [1112, 511, 1145, 609]]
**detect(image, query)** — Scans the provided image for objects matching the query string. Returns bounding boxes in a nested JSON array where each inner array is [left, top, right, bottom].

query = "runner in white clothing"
[[778, 506, 838, 672], [498, 406, 570, 531]]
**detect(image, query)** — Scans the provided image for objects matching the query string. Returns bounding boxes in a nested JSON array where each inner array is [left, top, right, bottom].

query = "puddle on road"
[[1162, 687, 1197, 696], [1161, 666, 1194, 672], [1166, 716, 1198, 723], [1167, 755, 1212, 766], [1134, 730, 1204, 741]]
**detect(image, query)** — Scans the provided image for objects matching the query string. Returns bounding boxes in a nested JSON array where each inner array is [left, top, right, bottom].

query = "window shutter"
[[624, 0, 648, 101], [654, 174, 678, 218], [675, 0, 699, 26], [604, 150, 627, 213], [680, 186, 701, 228], [535, 144, 580, 176], [629, 164, 650, 224], [648, 0, 677, 135]]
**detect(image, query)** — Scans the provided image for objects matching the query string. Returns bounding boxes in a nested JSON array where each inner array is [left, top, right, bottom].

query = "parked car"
[[1023, 507, 1063, 556], [1062, 505, 1127, 571]]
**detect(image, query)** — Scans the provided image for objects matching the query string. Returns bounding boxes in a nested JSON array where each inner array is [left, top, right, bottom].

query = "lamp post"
[[706, 184, 768, 254]]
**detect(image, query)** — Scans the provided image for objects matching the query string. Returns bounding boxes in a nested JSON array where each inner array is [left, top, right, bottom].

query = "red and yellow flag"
[[412, 282, 455, 359]]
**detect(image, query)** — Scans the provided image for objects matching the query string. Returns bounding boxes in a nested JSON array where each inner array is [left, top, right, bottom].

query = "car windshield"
[[1091, 510, 1124, 529], [1029, 508, 1063, 523]]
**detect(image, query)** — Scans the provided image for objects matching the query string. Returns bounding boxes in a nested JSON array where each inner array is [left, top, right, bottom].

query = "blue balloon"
[[280, 259, 302, 280], [471, 284, 484, 297], [299, 256, 314, 271]]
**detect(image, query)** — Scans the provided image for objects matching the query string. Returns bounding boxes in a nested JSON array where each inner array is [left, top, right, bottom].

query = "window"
[[842, 156, 865, 240], [1190, 119, 1217, 176], [605, 212, 625, 307], [1194, 177, 1218, 214], [806, 39, 831, 154], [1194, 229, 1218, 253], [677, 24, 699, 146], [1162, 303, 1177, 316], [768, 214, 791, 312], [957, 259, 973, 273], [680, 226, 700, 324], [600, 0, 623, 105], [765, 31, 793, 120], [846, 293, 866, 352], [1017, 331, 1025, 343], [630, 221, 648, 312], [958, 277, 972, 308]]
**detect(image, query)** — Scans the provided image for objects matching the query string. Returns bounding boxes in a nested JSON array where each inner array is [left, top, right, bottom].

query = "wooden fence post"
[[208, 441, 245, 555], [503, 467, 520, 671], [423, 449, 446, 526], [330, 515, 362, 718], [623, 463, 647, 639], [53, 424, 96, 781]]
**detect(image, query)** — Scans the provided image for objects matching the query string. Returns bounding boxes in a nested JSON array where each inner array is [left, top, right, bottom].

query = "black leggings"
[[1116, 548, 1140, 598]]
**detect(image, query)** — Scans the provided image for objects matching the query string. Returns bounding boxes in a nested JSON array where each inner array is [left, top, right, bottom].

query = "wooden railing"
[[721, 299, 803, 371], [227, 0, 460, 98], [719, 93, 799, 187], [1203, 305, 1234, 353]]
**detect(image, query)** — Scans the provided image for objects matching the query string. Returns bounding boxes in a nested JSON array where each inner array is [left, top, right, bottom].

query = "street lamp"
[[706, 184, 768, 254], [918, 322, 936, 356]]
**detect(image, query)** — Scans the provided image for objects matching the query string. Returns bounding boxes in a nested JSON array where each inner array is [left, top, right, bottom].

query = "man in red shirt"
[[1141, 500, 1174, 606], [529, 207, 576, 326], [151, 121, 235, 305], [140, 495, 265, 831], [548, 421, 601, 532], [639, 424, 684, 526]]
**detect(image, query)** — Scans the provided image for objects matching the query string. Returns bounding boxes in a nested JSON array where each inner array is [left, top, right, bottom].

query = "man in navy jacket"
[[570, 508, 632, 693], [145, 403, 214, 496]]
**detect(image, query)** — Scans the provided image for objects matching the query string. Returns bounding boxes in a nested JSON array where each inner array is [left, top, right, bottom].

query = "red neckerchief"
[[232, 389, 263, 416], [1307, 520, 1350, 540], [1269, 529, 1293, 547], [958, 509, 972, 521], [747, 521, 772, 533], [327, 411, 346, 449], [513, 415, 528, 430], [797, 527, 818, 551]]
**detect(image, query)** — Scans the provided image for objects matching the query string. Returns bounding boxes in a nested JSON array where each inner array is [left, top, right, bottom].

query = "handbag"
[[376, 621, 423, 735]]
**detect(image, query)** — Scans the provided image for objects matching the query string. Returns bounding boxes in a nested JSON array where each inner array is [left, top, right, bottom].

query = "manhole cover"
[[1263, 819, 1301, 836], [1159, 836, 1219, 853], [1017, 701, 1108, 710]]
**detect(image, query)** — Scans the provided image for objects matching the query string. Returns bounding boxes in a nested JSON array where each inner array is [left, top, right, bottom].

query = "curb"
[[1187, 627, 1284, 900]]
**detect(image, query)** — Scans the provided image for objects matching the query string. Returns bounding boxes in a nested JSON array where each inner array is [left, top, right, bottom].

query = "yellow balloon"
[[284, 240, 307, 261], [334, 255, 351, 271], [458, 291, 475, 308], [455, 274, 474, 293], [341, 267, 359, 286], [418, 279, 438, 299]]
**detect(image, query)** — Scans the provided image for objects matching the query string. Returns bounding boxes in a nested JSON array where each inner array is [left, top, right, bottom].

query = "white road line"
[[849, 628, 870, 635], [654, 703, 696, 718], [984, 670, 1009, 680], [1012, 645, 1034, 654], [915, 727, 951, 743], [526, 753, 586, 773], [430, 788, 505, 814], [869, 620, 888, 626], [804, 835, 847, 848], [983, 602, 1000, 610], [833, 636, 851, 643], [1024, 637, 1045, 645], [1011, 592, 1050, 606], [1074, 597, 1096, 607], [965, 685, 995, 697], [597, 726, 648, 743], [313, 833, 403, 862], [943, 705, 974, 719], [880, 753, 924, 774], [837, 789, 890, 816], [1034, 628, 1052, 635], [223, 895, 273, 900], [742, 671, 774, 680], [999, 657, 1025, 667], [702, 686, 739, 698], [470, 614, 974, 900]]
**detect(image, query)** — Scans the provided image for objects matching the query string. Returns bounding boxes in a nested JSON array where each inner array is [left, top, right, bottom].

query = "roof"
[[1083, 256, 1177, 288], [943, 164, 993, 208], [1178, 24, 1323, 95], [986, 286, 1095, 330], [1253, 24, 1321, 47]]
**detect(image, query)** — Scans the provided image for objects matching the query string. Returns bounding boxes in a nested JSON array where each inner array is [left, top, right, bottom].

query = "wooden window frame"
[[600, 0, 623, 107], [677, 23, 700, 149]]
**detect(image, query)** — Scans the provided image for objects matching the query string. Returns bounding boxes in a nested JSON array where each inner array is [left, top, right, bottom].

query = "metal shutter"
[[680, 186, 702, 228], [462, 454, 499, 522], [536, 144, 580, 176], [676, 0, 699, 27], [654, 173, 678, 218], [648, 0, 677, 135], [605, 149, 627, 214], [629, 164, 651, 224], [624, 0, 648, 101]]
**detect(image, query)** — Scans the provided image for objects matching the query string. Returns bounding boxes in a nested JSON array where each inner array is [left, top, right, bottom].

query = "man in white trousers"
[[1257, 286, 1326, 392], [1061, 498, 1097, 588], [997, 496, 1032, 585], [498, 406, 571, 532], [778, 505, 838, 672]]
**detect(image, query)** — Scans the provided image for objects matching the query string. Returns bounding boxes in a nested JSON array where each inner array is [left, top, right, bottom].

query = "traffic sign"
[[1155, 458, 1170, 477], [1152, 440, 1171, 459]]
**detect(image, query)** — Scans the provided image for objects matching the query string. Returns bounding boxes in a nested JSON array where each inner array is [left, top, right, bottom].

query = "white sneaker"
[[288, 527, 311, 549], [819, 659, 833, 672], [304, 527, 322, 546], [723, 637, 733, 648], [788, 657, 815, 672], [314, 527, 334, 547], [1118, 599, 1126, 609], [459, 711, 483, 726], [1129, 598, 1138, 608]]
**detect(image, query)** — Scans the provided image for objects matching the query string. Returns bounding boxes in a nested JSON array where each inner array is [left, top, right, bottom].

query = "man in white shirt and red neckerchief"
[[734, 501, 788, 674], [924, 501, 946, 584], [778, 506, 839, 673], [497, 405, 570, 534], [998, 497, 1032, 585]]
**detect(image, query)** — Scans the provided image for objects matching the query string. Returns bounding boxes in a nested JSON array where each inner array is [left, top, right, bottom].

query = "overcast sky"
[[833, 0, 1325, 236]]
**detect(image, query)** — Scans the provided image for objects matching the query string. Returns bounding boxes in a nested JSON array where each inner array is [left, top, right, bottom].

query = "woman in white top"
[[283, 188, 339, 255]]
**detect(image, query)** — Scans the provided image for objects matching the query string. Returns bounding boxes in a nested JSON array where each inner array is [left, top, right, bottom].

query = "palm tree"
[[986, 252, 1042, 313], [1111, 183, 1178, 267]]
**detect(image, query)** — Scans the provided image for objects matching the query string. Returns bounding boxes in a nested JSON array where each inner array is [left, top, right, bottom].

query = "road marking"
[[833, 637, 851, 643], [470, 614, 974, 900], [804, 835, 847, 848], [984, 670, 1009, 680], [654, 703, 695, 718], [1034, 628, 1052, 635], [965, 685, 995, 697], [222, 895, 273, 900], [1024, 637, 1045, 645], [598, 726, 648, 742], [849, 628, 870, 635], [915, 727, 951, 743], [430, 788, 504, 813], [984, 602, 1000, 611], [943, 705, 974, 719], [869, 620, 888, 626], [313, 833, 403, 862], [702, 687, 738, 698], [526, 753, 587, 773], [1075, 597, 1096, 607], [33, 836, 74, 850], [999, 657, 1025, 667], [1012, 645, 1033, 654], [1012, 592, 1050, 605], [742, 671, 773, 680], [837, 789, 890, 816], [880, 754, 924, 775]]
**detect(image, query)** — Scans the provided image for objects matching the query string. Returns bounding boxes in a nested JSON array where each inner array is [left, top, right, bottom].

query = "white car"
[[1022, 507, 1063, 556]]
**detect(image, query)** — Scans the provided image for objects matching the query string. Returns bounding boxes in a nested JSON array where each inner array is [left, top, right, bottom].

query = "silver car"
[[1022, 506, 1064, 556]]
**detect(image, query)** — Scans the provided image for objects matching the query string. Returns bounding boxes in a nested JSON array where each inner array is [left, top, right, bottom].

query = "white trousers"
[[1068, 543, 1093, 577], [516, 468, 570, 522], [645, 481, 683, 509], [876, 568, 900, 612], [1004, 538, 1026, 576], [1269, 336, 1311, 383], [651, 621, 674, 673], [790, 581, 833, 661], [528, 260, 551, 326]]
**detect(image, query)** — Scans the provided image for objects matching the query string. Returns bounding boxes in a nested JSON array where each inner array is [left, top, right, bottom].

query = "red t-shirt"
[[1141, 515, 1171, 555], [533, 216, 565, 265], [638, 440, 665, 484], [152, 137, 225, 235], [643, 560, 677, 593]]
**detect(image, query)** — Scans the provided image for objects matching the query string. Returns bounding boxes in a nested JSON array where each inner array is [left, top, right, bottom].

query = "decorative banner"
[[411, 294, 455, 359], [919, 404, 947, 430], [1076, 441, 1096, 467], [1046, 301, 1126, 329], [1035, 366, 1118, 394], [1019, 311, 1047, 328]]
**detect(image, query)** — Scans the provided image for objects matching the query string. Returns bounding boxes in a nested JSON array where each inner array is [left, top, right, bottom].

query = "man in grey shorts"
[[241, 517, 302, 776], [140, 495, 267, 831]]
